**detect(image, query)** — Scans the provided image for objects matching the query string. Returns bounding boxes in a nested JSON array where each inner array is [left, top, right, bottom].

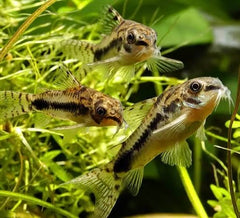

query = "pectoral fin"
[[87, 56, 121, 68], [147, 55, 184, 73], [122, 168, 144, 196], [161, 141, 192, 167], [196, 120, 207, 141], [87, 57, 136, 80]]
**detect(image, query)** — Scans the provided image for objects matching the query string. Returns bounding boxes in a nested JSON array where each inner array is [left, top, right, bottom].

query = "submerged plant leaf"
[[225, 120, 240, 128], [153, 7, 213, 47], [210, 184, 231, 200]]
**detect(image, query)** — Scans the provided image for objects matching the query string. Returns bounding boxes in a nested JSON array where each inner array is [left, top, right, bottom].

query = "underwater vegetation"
[[0, 0, 240, 217]]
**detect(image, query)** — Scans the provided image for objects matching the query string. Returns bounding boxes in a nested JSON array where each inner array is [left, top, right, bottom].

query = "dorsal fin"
[[124, 97, 156, 132], [122, 168, 144, 196], [99, 5, 124, 34], [52, 65, 81, 90]]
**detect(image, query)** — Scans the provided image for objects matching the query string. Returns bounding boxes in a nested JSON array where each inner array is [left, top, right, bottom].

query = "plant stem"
[[177, 166, 208, 218], [0, 0, 57, 62], [193, 138, 202, 194], [226, 68, 240, 217], [0, 149, 24, 210], [0, 190, 78, 218]]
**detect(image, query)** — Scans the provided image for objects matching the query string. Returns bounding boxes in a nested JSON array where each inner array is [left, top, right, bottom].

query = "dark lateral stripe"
[[186, 97, 201, 105], [205, 85, 220, 91], [94, 38, 119, 61], [163, 99, 179, 114], [113, 113, 165, 173], [25, 93, 29, 101], [18, 93, 25, 113], [155, 92, 164, 106], [149, 112, 165, 131], [113, 146, 133, 173], [32, 99, 89, 115], [164, 86, 181, 103], [164, 87, 175, 102]]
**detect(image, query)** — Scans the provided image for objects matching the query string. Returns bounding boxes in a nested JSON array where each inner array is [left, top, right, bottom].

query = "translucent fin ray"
[[63, 166, 122, 218], [99, 5, 123, 34], [60, 39, 95, 64], [161, 141, 192, 167], [123, 168, 144, 196], [147, 55, 184, 73], [196, 120, 207, 141], [0, 91, 33, 119], [52, 65, 81, 90], [124, 98, 156, 132], [153, 113, 187, 136], [87, 57, 136, 81]]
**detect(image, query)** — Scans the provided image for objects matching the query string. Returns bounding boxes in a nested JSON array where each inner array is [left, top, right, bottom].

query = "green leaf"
[[220, 199, 236, 218], [225, 120, 240, 128], [207, 199, 219, 208], [210, 184, 230, 200], [48, 161, 72, 182], [0, 191, 78, 218], [40, 151, 72, 182], [172, 0, 232, 19], [233, 128, 240, 139], [153, 7, 213, 47], [41, 150, 62, 162]]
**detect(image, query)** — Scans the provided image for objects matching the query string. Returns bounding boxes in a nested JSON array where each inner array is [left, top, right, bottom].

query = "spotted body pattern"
[[0, 77, 123, 127], [61, 6, 184, 77], [66, 77, 231, 218]]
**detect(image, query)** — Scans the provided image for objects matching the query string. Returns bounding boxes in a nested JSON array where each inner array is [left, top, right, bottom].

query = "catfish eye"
[[127, 32, 135, 44], [190, 81, 202, 92], [96, 107, 106, 116]]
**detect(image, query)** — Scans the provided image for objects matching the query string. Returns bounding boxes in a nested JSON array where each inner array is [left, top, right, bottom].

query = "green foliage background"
[[0, 0, 240, 217]]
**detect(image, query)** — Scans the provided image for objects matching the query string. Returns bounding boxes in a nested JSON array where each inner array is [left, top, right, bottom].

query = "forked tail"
[[0, 91, 33, 120], [65, 164, 122, 218]]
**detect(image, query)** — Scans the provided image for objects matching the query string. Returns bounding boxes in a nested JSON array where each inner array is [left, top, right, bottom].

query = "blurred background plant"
[[0, 0, 240, 217]]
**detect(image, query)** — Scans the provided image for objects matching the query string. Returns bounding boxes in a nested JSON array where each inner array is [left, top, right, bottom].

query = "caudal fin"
[[64, 166, 122, 218], [0, 91, 33, 120]]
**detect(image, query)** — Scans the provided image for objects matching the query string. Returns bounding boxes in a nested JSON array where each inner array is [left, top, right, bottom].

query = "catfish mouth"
[[215, 86, 233, 110], [135, 40, 149, 46], [101, 116, 123, 126]]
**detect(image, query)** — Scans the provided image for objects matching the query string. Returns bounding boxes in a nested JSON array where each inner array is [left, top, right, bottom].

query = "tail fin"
[[65, 165, 122, 218], [0, 91, 33, 119]]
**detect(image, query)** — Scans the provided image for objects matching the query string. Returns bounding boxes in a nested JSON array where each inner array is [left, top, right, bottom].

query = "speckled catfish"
[[65, 77, 232, 218], [61, 6, 183, 77], [0, 70, 123, 127]]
